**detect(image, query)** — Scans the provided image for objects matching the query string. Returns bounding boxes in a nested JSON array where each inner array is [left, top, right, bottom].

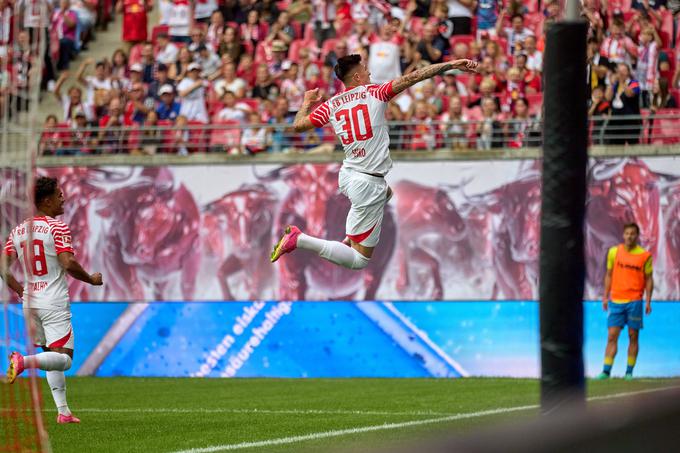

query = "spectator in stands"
[[177, 62, 209, 122], [128, 63, 145, 89], [133, 111, 162, 155], [167, 0, 191, 43], [98, 97, 127, 153], [635, 27, 659, 107], [507, 97, 540, 147], [587, 37, 610, 98], [523, 35, 542, 72], [447, 0, 475, 35], [156, 84, 181, 120], [440, 95, 469, 149], [169, 47, 193, 82], [451, 42, 470, 60], [111, 49, 129, 81], [116, 0, 151, 51], [213, 61, 247, 99], [582, 0, 605, 40], [324, 40, 348, 69], [40, 115, 63, 155], [346, 18, 371, 54], [514, 53, 541, 94], [432, 3, 454, 40], [268, 39, 289, 79], [139, 43, 156, 83], [171, 115, 190, 155], [68, 108, 95, 155], [188, 27, 206, 54], [280, 61, 306, 114], [218, 26, 244, 62], [54, 71, 93, 123], [601, 18, 637, 67], [254, 0, 281, 25], [605, 63, 641, 144], [71, 0, 97, 48], [240, 9, 268, 49], [495, 10, 533, 55], [268, 97, 294, 152], [214, 90, 250, 122], [0, 54, 7, 118], [124, 82, 152, 124], [0, 0, 11, 60], [298, 47, 320, 80], [421, 81, 443, 115], [589, 85, 611, 145], [195, 44, 221, 79], [368, 23, 402, 83], [241, 111, 270, 154], [251, 63, 279, 100], [650, 77, 678, 112], [206, 10, 225, 51], [417, 21, 449, 64], [149, 64, 173, 100], [477, 97, 504, 149], [53, 0, 79, 70], [76, 58, 113, 109], [267, 11, 296, 45], [504, 67, 526, 109], [156, 32, 180, 65], [477, 0, 500, 38], [312, 0, 338, 45], [193, 0, 217, 25], [409, 101, 436, 150], [437, 72, 468, 97]]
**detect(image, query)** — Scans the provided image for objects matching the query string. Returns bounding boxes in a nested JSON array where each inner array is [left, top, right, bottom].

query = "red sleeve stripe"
[[368, 81, 395, 102], [3, 238, 16, 256], [309, 102, 331, 127]]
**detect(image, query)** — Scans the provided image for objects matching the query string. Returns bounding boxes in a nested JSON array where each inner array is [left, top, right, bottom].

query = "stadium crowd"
[[0, 0, 678, 154]]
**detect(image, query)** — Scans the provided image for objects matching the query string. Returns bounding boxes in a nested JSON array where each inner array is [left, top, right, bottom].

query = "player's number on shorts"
[[335, 104, 374, 145], [20, 240, 48, 277]]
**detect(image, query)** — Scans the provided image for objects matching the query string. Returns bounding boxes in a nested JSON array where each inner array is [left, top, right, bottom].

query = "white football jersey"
[[310, 82, 396, 175], [4, 216, 74, 310]]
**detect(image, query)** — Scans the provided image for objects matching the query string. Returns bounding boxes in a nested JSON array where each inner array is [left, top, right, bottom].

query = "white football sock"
[[46, 371, 71, 416], [24, 352, 72, 371], [297, 233, 370, 270]]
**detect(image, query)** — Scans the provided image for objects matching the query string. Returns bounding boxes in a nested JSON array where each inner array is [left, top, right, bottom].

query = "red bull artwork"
[[33, 157, 680, 302]]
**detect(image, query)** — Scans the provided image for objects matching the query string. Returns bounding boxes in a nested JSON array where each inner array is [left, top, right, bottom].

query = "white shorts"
[[338, 166, 389, 247], [24, 308, 74, 350]]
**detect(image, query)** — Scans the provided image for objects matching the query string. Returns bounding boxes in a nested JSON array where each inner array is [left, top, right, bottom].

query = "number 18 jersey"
[[309, 81, 396, 176], [3, 216, 74, 309]]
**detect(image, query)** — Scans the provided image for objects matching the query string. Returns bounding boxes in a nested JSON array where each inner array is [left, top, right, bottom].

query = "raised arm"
[[293, 88, 323, 133], [391, 59, 478, 96]]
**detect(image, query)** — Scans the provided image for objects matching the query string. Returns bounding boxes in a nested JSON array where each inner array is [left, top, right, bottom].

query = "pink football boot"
[[270, 225, 301, 263], [57, 414, 81, 424], [7, 352, 25, 384]]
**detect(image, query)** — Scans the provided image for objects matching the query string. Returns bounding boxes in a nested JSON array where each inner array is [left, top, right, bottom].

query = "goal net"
[[1, 0, 50, 450]]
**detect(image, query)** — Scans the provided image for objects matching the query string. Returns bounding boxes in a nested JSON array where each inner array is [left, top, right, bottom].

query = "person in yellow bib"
[[597, 223, 653, 381]]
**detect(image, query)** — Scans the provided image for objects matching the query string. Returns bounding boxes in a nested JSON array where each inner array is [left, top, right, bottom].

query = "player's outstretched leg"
[[271, 225, 370, 270], [7, 351, 25, 384], [48, 371, 79, 423]]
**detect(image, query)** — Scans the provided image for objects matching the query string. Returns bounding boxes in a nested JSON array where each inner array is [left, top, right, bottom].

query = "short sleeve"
[[49, 221, 75, 255], [644, 256, 653, 275], [367, 81, 396, 102], [606, 246, 617, 270], [3, 236, 16, 256], [309, 101, 331, 127]]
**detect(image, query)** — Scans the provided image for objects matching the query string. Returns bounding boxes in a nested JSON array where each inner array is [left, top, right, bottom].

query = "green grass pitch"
[[35, 377, 679, 453]]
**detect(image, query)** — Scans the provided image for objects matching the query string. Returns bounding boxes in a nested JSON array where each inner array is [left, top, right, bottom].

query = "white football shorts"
[[338, 166, 389, 247], [24, 308, 74, 350]]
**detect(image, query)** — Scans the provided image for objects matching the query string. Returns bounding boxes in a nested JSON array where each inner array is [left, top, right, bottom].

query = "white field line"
[[168, 385, 680, 453]]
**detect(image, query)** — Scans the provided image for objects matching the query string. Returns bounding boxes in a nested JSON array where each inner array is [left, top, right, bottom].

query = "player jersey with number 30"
[[309, 82, 396, 175], [3, 216, 74, 309]]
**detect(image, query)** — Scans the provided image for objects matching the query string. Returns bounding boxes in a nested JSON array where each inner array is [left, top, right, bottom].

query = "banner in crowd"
[[23, 158, 677, 301], [3, 300, 679, 378]]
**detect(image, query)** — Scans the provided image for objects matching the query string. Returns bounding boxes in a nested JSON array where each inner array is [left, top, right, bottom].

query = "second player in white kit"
[[2, 176, 103, 424], [270, 54, 478, 269]]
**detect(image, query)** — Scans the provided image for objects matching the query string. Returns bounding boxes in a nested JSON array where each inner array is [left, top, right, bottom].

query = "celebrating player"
[[2, 177, 103, 424], [597, 222, 653, 380], [270, 55, 478, 268]]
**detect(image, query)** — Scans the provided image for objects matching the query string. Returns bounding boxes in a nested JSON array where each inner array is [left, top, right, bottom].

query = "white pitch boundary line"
[[169, 385, 680, 453]]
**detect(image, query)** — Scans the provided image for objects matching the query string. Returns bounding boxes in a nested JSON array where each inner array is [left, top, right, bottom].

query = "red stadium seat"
[[188, 120, 210, 153], [649, 108, 680, 145], [321, 38, 338, 60], [209, 120, 242, 152], [288, 39, 310, 62], [128, 44, 143, 64], [450, 35, 475, 51]]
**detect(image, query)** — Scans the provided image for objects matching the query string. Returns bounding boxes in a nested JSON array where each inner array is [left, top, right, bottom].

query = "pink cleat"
[[270, 225, 301, 263], [7, 351, 25, 384], [57, 414, 81, 424]]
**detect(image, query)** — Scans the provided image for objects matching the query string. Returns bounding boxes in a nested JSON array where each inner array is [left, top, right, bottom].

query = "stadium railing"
[[37, 113, 680, 156]]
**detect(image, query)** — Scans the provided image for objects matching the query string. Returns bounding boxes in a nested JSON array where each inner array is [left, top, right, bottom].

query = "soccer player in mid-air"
[[597, 222, 653, 380], [2, 177, 103, 423], [270, 54, 478, 269]]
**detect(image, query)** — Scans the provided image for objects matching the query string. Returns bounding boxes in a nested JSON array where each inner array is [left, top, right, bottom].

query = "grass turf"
[[29, 377, 679, 453]]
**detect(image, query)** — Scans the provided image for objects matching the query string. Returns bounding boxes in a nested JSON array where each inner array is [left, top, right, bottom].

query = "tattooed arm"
[[293, 88, 323, 133], [391, 59, 479, 96]]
